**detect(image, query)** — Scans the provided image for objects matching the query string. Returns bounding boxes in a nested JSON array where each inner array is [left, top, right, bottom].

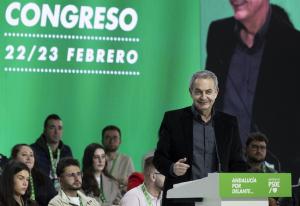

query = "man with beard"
[[245, 132, 276, 173], [245, 132, 278, 206], [48, 157, 100, 206], [120, 156, 165, 206], [101, 125, 135, 194], [31, 114, 73, 190]]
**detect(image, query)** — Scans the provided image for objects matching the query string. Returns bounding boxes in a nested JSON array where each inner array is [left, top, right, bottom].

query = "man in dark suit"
[[153, 70, 246, 206], [206, 0, 300, 183]]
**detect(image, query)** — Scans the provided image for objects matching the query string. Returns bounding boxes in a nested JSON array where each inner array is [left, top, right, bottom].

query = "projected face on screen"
[[230, 0, 269, 22]]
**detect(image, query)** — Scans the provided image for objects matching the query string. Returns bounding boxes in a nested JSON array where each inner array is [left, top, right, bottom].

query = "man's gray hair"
[[189, 70, 219, 91]]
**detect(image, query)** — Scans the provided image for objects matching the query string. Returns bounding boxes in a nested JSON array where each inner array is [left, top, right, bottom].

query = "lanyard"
[[141, 184, 153, 206], [29, 174, 35, 200], [47, 144, 61, 176], [262, 163, 267, 173], [108, 153, 119, 175], [19, 197, 25, 206], [79, 197, 83, 206], [98, 174, 106, 203]]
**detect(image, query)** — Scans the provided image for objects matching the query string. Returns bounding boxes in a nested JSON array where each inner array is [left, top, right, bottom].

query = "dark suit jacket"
[[31, 168, 57, 206], [31, 135, 73, 179], [153, 107, 246, 206], [206, 6, 300, 183]]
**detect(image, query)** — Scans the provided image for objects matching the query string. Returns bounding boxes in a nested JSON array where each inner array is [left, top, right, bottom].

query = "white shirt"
[[120, 184, 162, 206], [68, 196, 80, 206]]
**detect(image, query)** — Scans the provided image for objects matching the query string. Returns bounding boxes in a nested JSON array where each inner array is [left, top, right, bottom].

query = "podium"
[[167, 173, 291, 206]]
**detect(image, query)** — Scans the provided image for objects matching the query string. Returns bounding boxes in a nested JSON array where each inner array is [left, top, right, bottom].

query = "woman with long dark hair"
[[0, 160, 37, 206], [11, 144, 57, 206], [82, 143, 121, 206]]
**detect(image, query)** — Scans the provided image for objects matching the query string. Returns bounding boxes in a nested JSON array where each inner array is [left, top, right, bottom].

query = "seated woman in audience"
[[0, 160, 37, 206], [11, 144, 57, 206], [82, 143, 122, 206]]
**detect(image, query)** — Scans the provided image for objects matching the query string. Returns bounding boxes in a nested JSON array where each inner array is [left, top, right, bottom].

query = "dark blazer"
[[206, 5, 300, 183], [31, 135, 73, 179], [31, 168, 57, 206], [153, 107, 246, 206]]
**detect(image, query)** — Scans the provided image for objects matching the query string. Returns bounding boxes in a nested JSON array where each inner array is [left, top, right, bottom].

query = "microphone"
[[267, 150, 281, 172], [212, 121, 222, 173], [215, 142, 222, 173]]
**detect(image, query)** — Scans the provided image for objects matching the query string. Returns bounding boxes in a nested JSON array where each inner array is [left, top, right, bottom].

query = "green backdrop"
[[0, 0, 200, 171], [1, 0, 299, 171]]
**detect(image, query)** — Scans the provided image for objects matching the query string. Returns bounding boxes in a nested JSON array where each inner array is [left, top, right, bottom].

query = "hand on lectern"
[[173, 158, 190, 176]]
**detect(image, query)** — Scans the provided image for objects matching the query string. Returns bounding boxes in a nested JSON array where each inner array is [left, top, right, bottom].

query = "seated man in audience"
[[120, 156, 165, 206], [31, 114, 73, 190], [245, 132, 278, 206], [101, 125, 135, 193], [48, 157, 100, 206], [126, 150, 155, 191], [245, 132, 276, 173]]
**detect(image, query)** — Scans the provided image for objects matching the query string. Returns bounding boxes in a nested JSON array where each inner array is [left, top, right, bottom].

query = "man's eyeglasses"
[[64, 172, 82, 178], [250, 144, 266, 151]]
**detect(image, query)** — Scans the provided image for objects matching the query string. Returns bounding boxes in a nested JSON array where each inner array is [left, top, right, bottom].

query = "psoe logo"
[[268, 178, 280, 194]]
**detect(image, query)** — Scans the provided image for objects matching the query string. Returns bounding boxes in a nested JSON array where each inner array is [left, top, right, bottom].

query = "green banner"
[[0, 0, 201, 170], [2, 1, 140, 72], [219, 173, 292, 198]]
